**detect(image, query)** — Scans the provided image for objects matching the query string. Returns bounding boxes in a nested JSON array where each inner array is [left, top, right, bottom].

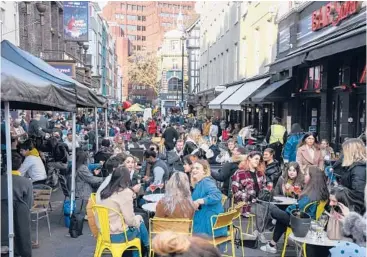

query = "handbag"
[[326, 210, 343, 240], [257, 189, 273, 202]]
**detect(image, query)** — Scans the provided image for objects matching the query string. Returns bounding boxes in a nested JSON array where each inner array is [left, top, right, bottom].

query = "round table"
[[143, 193, 164, 203], [289, 231, 353, 257], [272, 196, 297, 206], [142, 203, 157, 213]]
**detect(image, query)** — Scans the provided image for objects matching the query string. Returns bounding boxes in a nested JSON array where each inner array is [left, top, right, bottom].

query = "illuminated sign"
[[312, 1, 361, 31]]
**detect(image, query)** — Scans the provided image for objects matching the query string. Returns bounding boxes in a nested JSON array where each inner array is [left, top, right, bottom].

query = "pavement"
[[28, 190, 297, 257]]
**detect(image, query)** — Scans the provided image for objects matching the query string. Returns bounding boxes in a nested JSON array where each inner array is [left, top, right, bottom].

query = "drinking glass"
[[318, 214, 328, 229], [149, 184, 157, 194], [310, 221, 318, 239], [315, 225, 324, 242]]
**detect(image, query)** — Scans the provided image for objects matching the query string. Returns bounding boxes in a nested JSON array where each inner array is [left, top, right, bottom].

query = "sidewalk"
[[30, 190, 296, 257]]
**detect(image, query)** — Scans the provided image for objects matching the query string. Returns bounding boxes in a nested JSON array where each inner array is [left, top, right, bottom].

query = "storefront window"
[[303, 65, 323, 90], [338, 65, 350, 85]]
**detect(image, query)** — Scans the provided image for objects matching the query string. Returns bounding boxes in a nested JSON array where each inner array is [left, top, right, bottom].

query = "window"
[[242, 39, 247, 78], [128, 35, 137, 40], [115, 14, 124, 19], [172, 59, 178, 69], [138, 16, 146, 21], [127, 15, 138, 20], [137, 46, 141, 51], [160, 13, 170, 17], [338, 65, 350, 86], [127, 4, 132, 10], [234, 43, 238, 81], [137, 35, 141, 40], [131, 5, 137, 10], [225, 50, 229, 83], [137, 26, 141, 31], [168, 77, 180, 91], [235, 2, 240, 24], [254, 28, 260, 73], [142, 26, 146, 31], [127, 25, 137, 31], [137, 5, 143, 11], [142, 16, 146, 21], [120, 3, 125, 9], [142, 36, 146, 41], [303, 65, 323, 90]]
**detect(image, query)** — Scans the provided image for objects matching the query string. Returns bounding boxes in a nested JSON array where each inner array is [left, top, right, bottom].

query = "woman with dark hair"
[[260, 166, 329, 253], [283, 123, 305, 163], [329, 186, 365, 215], [274, 162, 304, 197], [296, 132, 323, 174], [75, 149, 103, 212], [231, 151, 267, 216], [96, 166, 149, 256]]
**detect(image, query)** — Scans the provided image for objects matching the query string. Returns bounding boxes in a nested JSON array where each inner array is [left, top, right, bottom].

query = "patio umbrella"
[[122, 101, 132, 110], [125, 103, 144, 112]]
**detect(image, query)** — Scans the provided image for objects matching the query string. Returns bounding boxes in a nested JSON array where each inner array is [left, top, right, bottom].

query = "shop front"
[[270, 1, 366, 149]]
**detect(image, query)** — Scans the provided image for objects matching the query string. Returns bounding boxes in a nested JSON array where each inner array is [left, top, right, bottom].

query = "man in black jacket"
[[211, 146, 247, 196], [1, 153, 33, 254], [263, 148, 281, 185]]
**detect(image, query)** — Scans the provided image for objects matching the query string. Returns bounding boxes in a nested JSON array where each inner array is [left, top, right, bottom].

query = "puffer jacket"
[[265, 160, 281, 185], [283, 133, 304, 162], [340, 162, 366, 203]]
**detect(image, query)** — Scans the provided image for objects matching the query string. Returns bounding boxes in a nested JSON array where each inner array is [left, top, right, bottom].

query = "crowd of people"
[[1, 109, 366, 257]]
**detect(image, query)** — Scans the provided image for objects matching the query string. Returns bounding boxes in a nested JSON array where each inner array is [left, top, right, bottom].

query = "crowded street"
[[1, 1, 366, 257]]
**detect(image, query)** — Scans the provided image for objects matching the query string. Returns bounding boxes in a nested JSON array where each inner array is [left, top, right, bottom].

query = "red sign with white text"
[[312, 1, 361, 31]]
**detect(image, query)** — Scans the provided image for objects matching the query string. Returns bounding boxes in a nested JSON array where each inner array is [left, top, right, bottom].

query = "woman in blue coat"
[[283, 123, 304, 162], [191, 160, 227, 238]]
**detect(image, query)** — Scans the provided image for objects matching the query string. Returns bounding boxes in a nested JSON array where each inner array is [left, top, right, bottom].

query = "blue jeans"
[[110, 222, 149, 257]]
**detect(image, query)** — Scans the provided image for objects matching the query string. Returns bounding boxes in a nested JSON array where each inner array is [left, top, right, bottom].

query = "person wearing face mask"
[[296, 132, 323, 174], [273, 162, 304, 198], [231, 151, 266, 216], [191, 160, 227, 238]]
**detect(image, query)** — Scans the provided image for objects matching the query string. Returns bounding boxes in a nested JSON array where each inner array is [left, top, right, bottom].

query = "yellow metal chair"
[[90, 193, 96, 204], [281, 200, 328, 257], [221, 194, 228, 207], [93, 205, 142, 257], [210, 210, 238, 257], [149, 218, 193, 257], [229, 202, 246, 257]]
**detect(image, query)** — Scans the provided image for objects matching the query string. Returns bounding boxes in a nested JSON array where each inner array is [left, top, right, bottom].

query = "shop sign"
[[63, 1, 89, 42], [215, 86, 226, 92], [48, 62, 76, 77], [312, 1, 361, 31]]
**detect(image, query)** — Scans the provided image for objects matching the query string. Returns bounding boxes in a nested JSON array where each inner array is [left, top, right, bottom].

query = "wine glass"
[[149, 184, 157, 194], [310, 220, 318, 239], [318, 214, 328, 229], [158, 183, 164, 193]]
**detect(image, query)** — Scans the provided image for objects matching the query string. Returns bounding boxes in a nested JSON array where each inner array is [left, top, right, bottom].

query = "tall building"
[[102, 1, 196, 102], [0, 2, 20, 46]]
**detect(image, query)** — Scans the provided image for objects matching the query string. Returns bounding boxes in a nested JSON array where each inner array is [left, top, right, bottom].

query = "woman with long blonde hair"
[[339, 138, 366, 203], [155, 172, 195, 219]]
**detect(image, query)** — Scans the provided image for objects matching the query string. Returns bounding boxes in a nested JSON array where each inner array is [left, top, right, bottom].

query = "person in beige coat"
[[96, 166, 149, 256], [296, 132, 323, 174]]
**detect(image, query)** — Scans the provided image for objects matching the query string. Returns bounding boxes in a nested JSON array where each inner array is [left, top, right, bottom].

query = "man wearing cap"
[[211, 146, 247, 196]]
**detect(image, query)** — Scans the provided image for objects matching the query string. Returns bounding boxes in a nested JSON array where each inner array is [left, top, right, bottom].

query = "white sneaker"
[[272, 219, 277, 225], [260, 242, 277, 254]]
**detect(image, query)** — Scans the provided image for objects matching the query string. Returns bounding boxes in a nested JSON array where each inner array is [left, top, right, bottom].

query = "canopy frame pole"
[[5, 101, 14, 257], [95, 107, 98, 152], [70, 112, 77, 216], [105, 108, 108, 138]]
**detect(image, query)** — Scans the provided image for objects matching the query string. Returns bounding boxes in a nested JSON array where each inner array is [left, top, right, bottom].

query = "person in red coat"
[[148, 118, 157, 136]]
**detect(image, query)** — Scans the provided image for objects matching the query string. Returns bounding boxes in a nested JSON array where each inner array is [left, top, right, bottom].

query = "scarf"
[[26, 148, 40, 157], [12, 170, 21, 176]]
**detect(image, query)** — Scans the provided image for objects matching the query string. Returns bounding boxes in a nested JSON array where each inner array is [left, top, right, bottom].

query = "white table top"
[[143, 193, 164, 203], [142, 203, 157, 213], [289, 231, 352, 247], [272, 196, 297, 205]]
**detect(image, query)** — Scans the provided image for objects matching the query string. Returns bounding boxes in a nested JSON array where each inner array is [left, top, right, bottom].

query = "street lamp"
[[181, 34, 186, 105]]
